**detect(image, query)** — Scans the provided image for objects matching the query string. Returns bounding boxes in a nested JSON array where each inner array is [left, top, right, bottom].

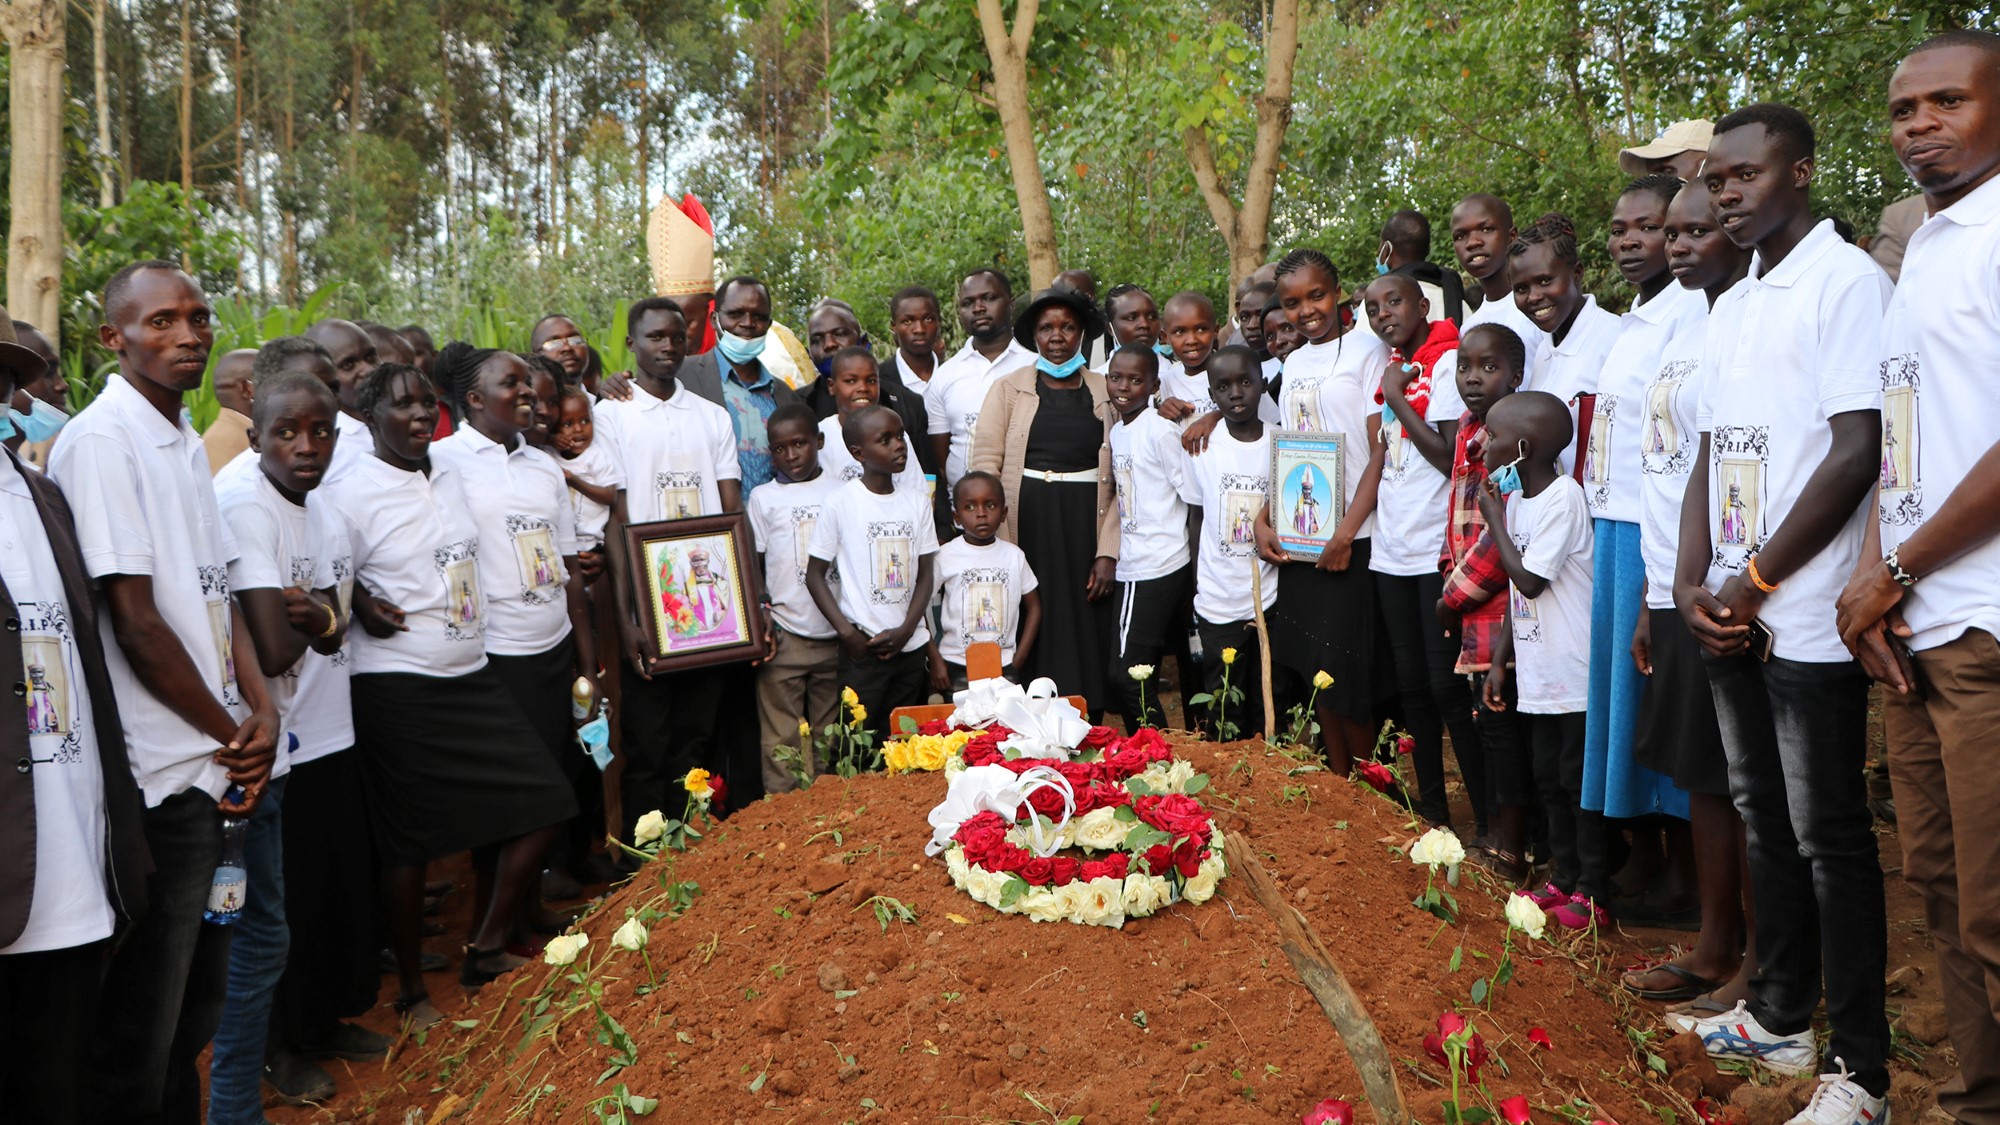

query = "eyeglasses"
[[540, 335, 586, 352]]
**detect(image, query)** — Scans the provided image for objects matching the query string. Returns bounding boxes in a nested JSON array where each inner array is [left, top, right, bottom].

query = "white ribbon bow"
[[925, 762, 1078, 858], [994, 678, 1090, 761]]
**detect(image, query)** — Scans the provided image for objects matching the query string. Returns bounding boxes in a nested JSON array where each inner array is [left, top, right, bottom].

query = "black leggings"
[[1377, 571, 1488, 832]]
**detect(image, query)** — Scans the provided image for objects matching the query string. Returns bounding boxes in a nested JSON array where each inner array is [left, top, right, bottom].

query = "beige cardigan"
[[968, 366, 1121, 561]]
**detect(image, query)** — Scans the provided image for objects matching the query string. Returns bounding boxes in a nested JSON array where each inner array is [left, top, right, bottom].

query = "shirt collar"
[[0, 450, 32, 499], [1551, 295, 1607, 355], [1932, 173, 2000, 228], [105, 374, 198, 447], [632, 378, 693, 410], [451, 422, 523, 457], [725, 361, 775, 392], [1751, 218, 1843, 290], [1629, 280, 1687, 325]]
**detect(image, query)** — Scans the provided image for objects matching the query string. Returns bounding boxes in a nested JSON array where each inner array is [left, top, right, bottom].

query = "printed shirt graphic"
[[747, 473, 841, 639], [1503, 477, 1594, 714], [431, 430, 580, 655], [1590, 283, 1704, 521], [1177, 427, 1277, 624], [1279, 331, 1388, 541], [1636, 313, 1714, 609], [590, 380, 740, 524], [815, 415, 928, 496], [1697, 219, 1890, 662], [807, 479, 939, 651], [934, 536, 1038, 665], [1107, 409, 1190, 582], [926, 338, 1034, 488]]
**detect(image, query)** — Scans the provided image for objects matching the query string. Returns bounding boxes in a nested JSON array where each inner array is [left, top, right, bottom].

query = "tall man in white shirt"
[[926, 269, 1034, 499], [0, 309, 152, 1125], [305, 318, 381, 484], [50, 261, 281, 1125], [1670, 107, 1893, 1125], [1837, 31, 2000, 1124]]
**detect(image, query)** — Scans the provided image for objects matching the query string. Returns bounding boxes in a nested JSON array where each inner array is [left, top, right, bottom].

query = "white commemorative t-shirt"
[[934, 536, 1038, 666], [214, 459, 355, 767], [815, 414, 928, 496], [431, 428, 578, 656], [1637, 296, 1726, 609], [1527, 295, 1622, 478], [593, 379, 741, 523], [324, 410, 375, 486], [48, 375, 245, 808], [1876, 176, 2000, 652], [1504, 476, 1594, 713], [1588, 284, 1706, 523], [1160, 360, 1278, 428], [926, 338, 1034, 489], [321, 453, 489, 677], [560, 437, 622, 551], [807, 479, 940, 651], [747, 471, 842, 639], [0, 456, 114, 954], [1373, 339, 1454, 578], [1430, 292, 1547, 419], [1277, 331, 1388, 541], [1698, 219, 1891, 662], [1108, 409, 1191, 582], [1178, 426, 1278, 624]]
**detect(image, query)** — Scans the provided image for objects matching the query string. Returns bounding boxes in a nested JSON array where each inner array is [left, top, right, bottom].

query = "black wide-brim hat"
[[1012, 287, 1104, 353], [0, 305, 48, 383]]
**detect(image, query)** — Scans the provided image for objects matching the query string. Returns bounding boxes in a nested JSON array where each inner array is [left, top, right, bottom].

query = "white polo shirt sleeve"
[[56, 432, 158, 577], [1815, 272, 1891, 419]]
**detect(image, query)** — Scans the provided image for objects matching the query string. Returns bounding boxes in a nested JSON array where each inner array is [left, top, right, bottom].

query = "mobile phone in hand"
[[1746, 619, 1776, 662]]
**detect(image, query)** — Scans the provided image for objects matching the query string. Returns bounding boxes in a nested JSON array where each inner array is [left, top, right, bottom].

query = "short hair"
[[1207, 343, 1263, 379], [767, 401, 818, 435], [1380, 210, 1432, 257], [714, 275, 769, 309], [1162, 290, 1216, 321], [827, 344, 877, 374], [889, 285, 939, 317], [1621, 173, 1686, 210], [955, 469, 1004, 500], [1101, 282, 1151, 322], [1454, 193, 1515, 228], [1714, 102, 1816, 162], [398, 324, 433, 348], [103, 259, 186, 324], [249, 370, 337, 429], [627, 296, 685, 336], [839, 403, 899, 448], [1274, 247, 1339, 286], [1462, 323, 1527, 372], [1363, 272, 1426, 307], [961, 267, 1013, 298], [526, 353, 568, 387], [1491, 390, 1573, 452], [1108, 343, 1160, 378], [1910, 29, 2000, 59], [1509, 212, 1580, 266], [251, 335, 334, 389], [356, 362, 430, 421], [1241, 282, 1276, 311]]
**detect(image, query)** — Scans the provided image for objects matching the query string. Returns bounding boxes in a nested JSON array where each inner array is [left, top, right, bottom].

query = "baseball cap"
[[1619, 119, 1715, 175]]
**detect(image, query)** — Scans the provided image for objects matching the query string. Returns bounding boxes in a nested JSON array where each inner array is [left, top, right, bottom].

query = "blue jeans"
[[208, 775, 289, 1124], [87, 788, 232, 1125], [1706, 652, 1889, 1095]]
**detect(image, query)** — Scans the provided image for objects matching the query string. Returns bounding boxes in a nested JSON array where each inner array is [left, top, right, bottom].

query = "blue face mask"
[[1489, 441, 1529, 496], [0, 413, 14, 442], [1152, 342, 1175, 358], [1036, 352, 1088, 380], [715, 330, 769, 366], [576, 711, 612, 771], [11, 397, 67, 443]]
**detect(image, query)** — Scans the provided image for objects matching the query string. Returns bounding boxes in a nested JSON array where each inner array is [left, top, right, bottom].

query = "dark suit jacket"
[[677, 350, 804, 416], [0, 448, 150, 946]]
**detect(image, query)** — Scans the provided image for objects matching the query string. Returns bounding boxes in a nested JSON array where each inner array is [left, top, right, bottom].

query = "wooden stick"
[[1223, 831, 1409, 1125], [1250, 560, 1277, 739]]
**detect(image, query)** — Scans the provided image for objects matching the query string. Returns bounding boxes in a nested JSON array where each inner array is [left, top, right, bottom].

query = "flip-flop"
[[1622, 961, 1723, 1002]]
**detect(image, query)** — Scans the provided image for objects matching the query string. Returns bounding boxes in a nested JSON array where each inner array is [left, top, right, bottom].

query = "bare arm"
[[563, 471, 619, 508], [1383, 360, 1456, 474], [1014, 588, 1043, 671], [719, 478, 744, 514], [1473, 483, 1547, 600], [236, 585, 340, 676], [806, 556, 868, 662], [103, 573, 251, 746]]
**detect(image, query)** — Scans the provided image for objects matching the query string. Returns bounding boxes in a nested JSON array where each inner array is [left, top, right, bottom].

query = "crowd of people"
[[0, 28, 1994, 1125]]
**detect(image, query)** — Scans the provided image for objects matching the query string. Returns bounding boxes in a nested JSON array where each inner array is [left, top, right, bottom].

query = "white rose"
[[632, 810, 667, 846], [963, 865, 1009, 906], [945, 846, 971, 883], [1075, 877, 1127, 928], [542, 933, 589, 966], [611, 917, 648, 952], [1165, 760, 1197, 792], [1072, 808, 1127, 851], [1122, 872, 1167, 917], [1127, 664, 1155, 682], [1183, 856, 1226, 903], [1410, 826, 1466, 869], [1505, 892, 1548, 941], [1022, 886, 1071, 923]]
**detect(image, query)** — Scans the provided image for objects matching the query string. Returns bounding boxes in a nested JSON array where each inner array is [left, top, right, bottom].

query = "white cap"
[[1619, 119, 1714, 175]]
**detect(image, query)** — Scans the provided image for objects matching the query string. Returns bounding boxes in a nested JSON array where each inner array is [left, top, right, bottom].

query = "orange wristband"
[[1745, 554, 1779, 594]]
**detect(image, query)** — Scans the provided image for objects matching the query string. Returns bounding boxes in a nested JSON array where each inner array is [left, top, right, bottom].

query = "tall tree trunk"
[[179, 0, 195, 266], [91, 0, 115, 206], [232, 9, 246, 291], [972, 0, 1060, 290], [1183, 0, 1300, 291], [2, 0, 67, 333], [348, 3, 363, 225]]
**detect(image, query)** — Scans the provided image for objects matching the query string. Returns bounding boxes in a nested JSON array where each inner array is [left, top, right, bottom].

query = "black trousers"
[[1474, 671, 1534, 808], [0, 939, 107, 1125], [1529, 711, 1605, 898], [619, 663, 755, 841], [1108, 565, 1194, 733], [1195, 616, 1265, 738], [839, 648, 929, 746], [1378, 571, 1488, 831], [271, 750, 379, 1047]]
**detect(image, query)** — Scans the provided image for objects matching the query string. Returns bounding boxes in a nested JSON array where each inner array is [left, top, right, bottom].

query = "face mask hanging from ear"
[[1035, 353, 1087, 380], [1489, 439, 1530, 496], [1375, 242, 1393, 276], [11, 397, 67, 443]]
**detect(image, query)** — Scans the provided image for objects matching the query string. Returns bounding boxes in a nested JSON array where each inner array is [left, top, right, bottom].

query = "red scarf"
[[1374, 318, 1461, 427]]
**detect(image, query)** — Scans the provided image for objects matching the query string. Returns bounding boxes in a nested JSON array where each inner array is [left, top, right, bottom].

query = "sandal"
[[1622, 961, 1725, 1002], [391, 993, 442, 1031], [1470, 846, 1530, 884]]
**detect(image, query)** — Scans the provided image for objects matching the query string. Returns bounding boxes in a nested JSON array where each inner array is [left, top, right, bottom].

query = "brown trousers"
[[1886, 627, 2000, 1124], [755, 628, 842, 795]]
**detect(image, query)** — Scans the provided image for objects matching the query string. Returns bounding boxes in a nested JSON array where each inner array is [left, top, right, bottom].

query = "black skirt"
[[1631, 608, 1729, 797], [1267, 539, 1377, 725], [351, 665, 579, 865], [487, 641, 585, 777], [1015, 476, 1114, 715]]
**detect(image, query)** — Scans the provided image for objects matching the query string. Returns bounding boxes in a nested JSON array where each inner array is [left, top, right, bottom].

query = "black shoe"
[[460, 945, 528, 989], [264, 1046, 337, 1105], [298, 1020, 393, 1062], [378, 948, 451, 974]]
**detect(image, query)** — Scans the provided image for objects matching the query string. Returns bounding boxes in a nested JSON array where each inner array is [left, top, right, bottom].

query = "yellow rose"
[[1221, 647, 1238, 666], [840, 686, 859, 707], [1312, 669, 1334, 690], [883, 740, 912, 772], [798, 717, 812, 739], [849, 703, 868, 725], [682, 768, 713, 799], [914, 738, 951, 772]]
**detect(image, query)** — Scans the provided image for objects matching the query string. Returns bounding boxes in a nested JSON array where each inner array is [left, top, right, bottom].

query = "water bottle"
[[204, 786, 250, 925], [571, 676, 597, 722]]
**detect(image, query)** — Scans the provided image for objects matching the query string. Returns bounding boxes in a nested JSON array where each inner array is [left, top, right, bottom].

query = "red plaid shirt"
[[1438, 411, 1508, 674]]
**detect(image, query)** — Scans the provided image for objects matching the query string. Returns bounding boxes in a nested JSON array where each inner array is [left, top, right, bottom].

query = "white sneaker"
[[1786, 1059, 1888, 1125], [1682, 1000, 1818, 1077]]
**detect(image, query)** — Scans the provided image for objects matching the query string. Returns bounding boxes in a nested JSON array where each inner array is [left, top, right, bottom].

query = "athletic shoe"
[[1786, 1059, 1888, 1125], [1549, 894, 1610, 930], [1685, 1000, 1817, 1076]]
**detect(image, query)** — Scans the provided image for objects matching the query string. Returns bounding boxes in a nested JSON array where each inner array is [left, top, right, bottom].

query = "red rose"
[[1171, 836, 1204, 877], [708, 776, 728, 811], [919, 718, 954, 736], [1142, 844, 1172, 875], [1049, 856, 1080, 885], [1019, 857, 1055, 885], [1081, 725, 1118, 749], [1356, 760, 1396, 794], [1026, 786, 1067, 818], [1103, 852, 1130, 878], [1080, 860, 1111, 881], [1395, 734, 1416, 756]]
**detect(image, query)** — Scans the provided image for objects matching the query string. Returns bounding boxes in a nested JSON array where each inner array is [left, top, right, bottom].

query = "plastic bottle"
[[571, 676, 596, 722], [204, 787, 249, 925]]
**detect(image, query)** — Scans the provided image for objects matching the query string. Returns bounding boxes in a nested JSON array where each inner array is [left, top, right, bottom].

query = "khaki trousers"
[[755, 628, 842, 794]]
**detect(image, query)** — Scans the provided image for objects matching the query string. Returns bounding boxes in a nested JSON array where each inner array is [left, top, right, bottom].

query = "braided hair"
[[1508, 212, 1579, 265], [1621, 173, 1686, 210], [355, 362, 430, 424], [431, 340, 502, 424], [1273, 247, 1338, 285]]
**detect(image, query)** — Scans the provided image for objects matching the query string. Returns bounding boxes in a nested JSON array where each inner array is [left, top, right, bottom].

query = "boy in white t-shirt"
[[806, 406, 939, 744], [816, 347, 928, 495], [928, 471, 1040, 691], [1476, 392, 1602, 930], [748, 404, 844, 792], [1104, 345, 1193, 730], [1177, 347, 1278, 735]]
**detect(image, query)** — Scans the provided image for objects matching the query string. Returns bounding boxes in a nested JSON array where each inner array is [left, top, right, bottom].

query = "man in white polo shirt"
[[49, 260, 280, 1125], [1837, 30, 2000, 1124], [1670, 106, 1893, 1125], [926, 268, 1033, 499]]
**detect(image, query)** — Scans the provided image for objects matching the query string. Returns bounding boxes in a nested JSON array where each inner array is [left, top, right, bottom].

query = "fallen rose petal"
[[1500, 1095, 1532, 1125], [1302, 1098, 1354, 1125], [1421, 1029, 1447, 1067], [1527, 1026, 1553, 1050], [1692, 1099, 1715, 1125], [1437, 1011, 1467, 1036]]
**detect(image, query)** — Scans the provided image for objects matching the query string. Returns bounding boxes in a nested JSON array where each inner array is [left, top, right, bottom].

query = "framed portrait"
[[1269, 431, 1347, 562], [623, 511, 771, 674]]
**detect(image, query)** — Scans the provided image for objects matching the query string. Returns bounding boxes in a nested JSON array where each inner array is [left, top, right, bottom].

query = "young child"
[[747, 403, 844, 792], [816, 347, 927, 494], [1260, 300, 1303, 371], [552, 386, 620, 569], [805, 405, 939, 744], [1476, 391, 1601, 928], [1156, 291, 1221, 425], [1435, 322, 1529, 877], [928, 470, 1041, 691], [1508, 213, 1621, 474], [524, 355, 564, 451], [1176, 346, 1278, 732], [1104, 344, 1192, 731]]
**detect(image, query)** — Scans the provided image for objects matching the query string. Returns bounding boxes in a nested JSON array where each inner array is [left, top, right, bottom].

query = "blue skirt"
[[1581, 519, 1689, 820]]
